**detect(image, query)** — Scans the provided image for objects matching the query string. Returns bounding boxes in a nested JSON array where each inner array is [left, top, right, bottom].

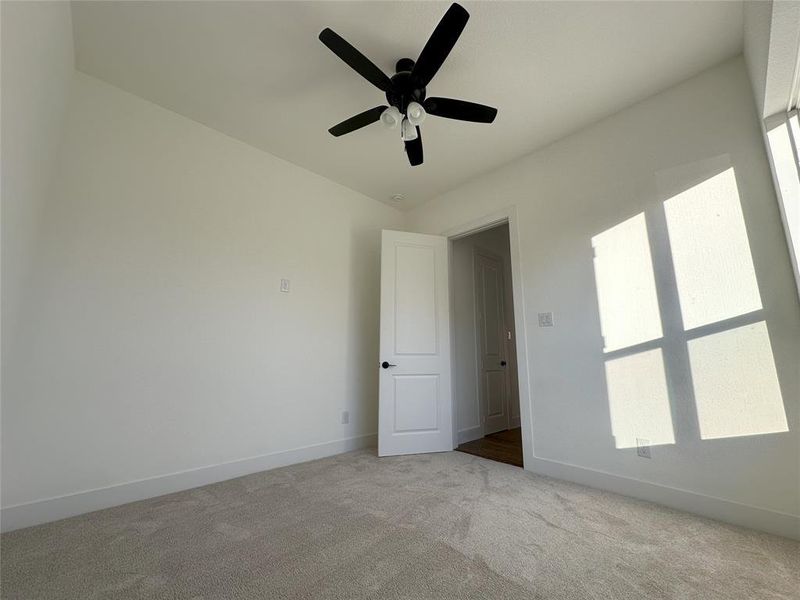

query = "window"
[[764, 110, 800, 299]]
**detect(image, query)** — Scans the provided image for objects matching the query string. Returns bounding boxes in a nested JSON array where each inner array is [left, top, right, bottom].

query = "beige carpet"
[[2, 449, 798, 599]]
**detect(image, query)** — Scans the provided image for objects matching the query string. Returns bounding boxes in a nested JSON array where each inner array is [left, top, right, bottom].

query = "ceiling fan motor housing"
[[386, 59, 426, 113]]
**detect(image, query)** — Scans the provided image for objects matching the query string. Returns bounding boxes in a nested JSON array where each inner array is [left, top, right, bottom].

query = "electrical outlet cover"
[[636, 438, 651, 459]]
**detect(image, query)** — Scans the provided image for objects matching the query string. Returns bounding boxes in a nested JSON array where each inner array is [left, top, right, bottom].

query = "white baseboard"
[[7, 437, 796, 541], [1, 433, 377, 533], [458, 426, 483, 444], [528, 456, 800, 540]]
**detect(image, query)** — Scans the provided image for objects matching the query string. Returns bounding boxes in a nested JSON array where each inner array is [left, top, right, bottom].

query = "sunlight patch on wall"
[[592, 213, 663, 352], [664, 168, 762, 330], [605, 349, 675, 449], [688, 321, 787, 440]]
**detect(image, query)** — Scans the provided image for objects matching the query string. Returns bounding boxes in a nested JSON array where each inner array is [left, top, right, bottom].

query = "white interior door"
[[475, 250, 510, 435], [378, 230, 453, 456]]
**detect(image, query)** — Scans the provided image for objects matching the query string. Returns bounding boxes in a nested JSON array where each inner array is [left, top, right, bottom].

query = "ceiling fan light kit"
[[401, 118, 419, 142], [319, 3, 498, 166], [380, 106, 402, 129], [406, 102, 427, 126]]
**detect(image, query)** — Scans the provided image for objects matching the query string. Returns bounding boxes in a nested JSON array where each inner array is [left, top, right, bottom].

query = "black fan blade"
[[424, 97, 497, 123], [405, 127, 423, 166], [411, 3, 469, 87], [329, 106, 387, 137], [319, 28, 392, 92]]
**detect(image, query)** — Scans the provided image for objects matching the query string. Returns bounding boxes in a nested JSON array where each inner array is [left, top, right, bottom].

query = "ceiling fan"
[[319, 3, 497, 167]]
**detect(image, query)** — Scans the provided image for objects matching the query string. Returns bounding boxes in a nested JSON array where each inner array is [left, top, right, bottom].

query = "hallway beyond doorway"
[[456, 428, 523, 467]]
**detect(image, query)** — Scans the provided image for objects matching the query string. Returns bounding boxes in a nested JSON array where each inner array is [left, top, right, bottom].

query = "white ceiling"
[[72, 1, 744, 210]]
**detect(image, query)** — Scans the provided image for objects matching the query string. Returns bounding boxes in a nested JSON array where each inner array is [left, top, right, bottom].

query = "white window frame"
[[763, 109, 800, 301]]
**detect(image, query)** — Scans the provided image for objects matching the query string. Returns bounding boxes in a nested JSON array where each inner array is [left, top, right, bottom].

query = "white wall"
[[452, 225, 520, 443], [743, 0, 772, 119], [1, 72, 403, 527], [407, 57, 800, 537], [1, 0, 74, 432], [744, 0, 800, 119]]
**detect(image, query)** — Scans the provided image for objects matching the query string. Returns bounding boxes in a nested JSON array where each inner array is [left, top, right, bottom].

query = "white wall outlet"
[[636, 438, 651, 459], [340, 410, 349, 425], [538, 312, 554, 327], [280, 278, 290, 293]]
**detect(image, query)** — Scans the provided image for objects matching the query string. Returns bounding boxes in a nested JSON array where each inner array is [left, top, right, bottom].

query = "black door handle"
[[500, 361, 507, 366], [381, 361, 397, 369]]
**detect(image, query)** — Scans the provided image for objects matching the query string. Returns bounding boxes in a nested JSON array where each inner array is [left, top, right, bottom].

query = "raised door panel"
[[395, 244, 438, 355]]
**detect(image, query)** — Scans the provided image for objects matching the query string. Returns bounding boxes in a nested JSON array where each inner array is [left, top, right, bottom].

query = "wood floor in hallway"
[[456, 427, 523, 467]]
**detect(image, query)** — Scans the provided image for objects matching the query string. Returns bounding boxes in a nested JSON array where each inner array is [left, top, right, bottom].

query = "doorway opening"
[[450, 222, 523, 467]]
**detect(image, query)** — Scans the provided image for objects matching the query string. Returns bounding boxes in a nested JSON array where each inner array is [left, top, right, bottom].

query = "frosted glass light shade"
[[380, 106, 401, 129], [406, 102, 426, 126], [401, 118, 418, 141]]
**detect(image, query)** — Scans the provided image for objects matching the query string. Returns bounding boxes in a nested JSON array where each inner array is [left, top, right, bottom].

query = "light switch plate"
[[280, 279, 290, 293], [538, 312, 554, 327]]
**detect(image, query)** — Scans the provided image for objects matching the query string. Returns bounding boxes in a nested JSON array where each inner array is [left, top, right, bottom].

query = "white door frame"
[[443, 206, 534, 468]]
